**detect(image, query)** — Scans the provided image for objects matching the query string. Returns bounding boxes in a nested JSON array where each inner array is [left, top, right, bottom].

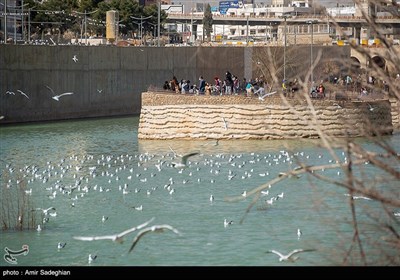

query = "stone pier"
[[138, 92, 393, 140]]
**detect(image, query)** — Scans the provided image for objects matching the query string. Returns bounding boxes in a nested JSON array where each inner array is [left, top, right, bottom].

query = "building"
[[1, 0, 26, 42]]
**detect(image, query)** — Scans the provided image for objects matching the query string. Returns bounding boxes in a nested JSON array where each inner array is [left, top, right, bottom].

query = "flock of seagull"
[[2, 55, 105, 108], [3, 136, 390, 265]]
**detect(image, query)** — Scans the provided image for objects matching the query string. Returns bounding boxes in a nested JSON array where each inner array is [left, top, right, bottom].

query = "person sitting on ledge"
[[254, 85, 265, 97], [360, 87, 368, 97], [198, 76, 206, 94], [246, 81, 254, 97], [317, 83, 325, 98], [205, 83, 212, 96], [310, 86, 318, 98], [163, 81, 170, 90]]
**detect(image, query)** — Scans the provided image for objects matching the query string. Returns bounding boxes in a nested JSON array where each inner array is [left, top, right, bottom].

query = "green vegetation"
[[25, 0, 167, 39], [1, 168, 38, 231], [202, 4, 213, 42]]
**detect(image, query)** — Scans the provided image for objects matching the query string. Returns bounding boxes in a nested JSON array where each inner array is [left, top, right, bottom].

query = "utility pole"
[[21, 0, 24, 41], [13, 6, 16, 43], [279, 15, 292, 81], [246, 15, 249, 45], [157, 0, 161, 47], [84, 10, 87, 45], [190, 0, 193, 43], [307, 20, 318, 85], [74, 10, 98, 45], [131, 15, 152, 46], [28, 7, 30, 42], [4, 0, 7, 42]]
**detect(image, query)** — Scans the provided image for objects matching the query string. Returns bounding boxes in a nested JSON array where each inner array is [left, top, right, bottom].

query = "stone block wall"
[[138, 92, 393, 139]]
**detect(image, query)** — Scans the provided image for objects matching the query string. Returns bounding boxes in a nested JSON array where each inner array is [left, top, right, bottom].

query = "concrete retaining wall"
[[138, 92, 393, 139], [0, 45, 350, 123], [389, 98, 400, 128]]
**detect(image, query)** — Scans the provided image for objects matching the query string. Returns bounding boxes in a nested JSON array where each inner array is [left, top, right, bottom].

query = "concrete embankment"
[[0, 45, 350, 123], [138, 92, 393, 139]]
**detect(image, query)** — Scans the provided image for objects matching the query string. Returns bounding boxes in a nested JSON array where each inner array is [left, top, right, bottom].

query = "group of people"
[[310, 83, 326, 98], [163, 71, 269, 97]]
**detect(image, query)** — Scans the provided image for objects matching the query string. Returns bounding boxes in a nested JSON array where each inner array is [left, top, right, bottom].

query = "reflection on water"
[[0, 116, 399, 266]]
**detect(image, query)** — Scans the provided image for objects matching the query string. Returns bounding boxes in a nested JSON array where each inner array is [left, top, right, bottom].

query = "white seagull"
[[297, 228, 302, 240], [73, 217, 155, 244], [224, 219, 233, 228], [72, 55, 78, 63], [171, 152, 199, 169], [46, 86, 74, 101], [52, 92, 74, 101], [128, 224, 181, 253], [344, 194, 372, 200], [222, 117, 228, 130], [209, 194, 214, 202], [266, 249, 315, 262], [32, 207, 56, 216], [17, 90, 29, 99], [258, 91, 277, 100], [57, 242, 66, 250], [367, 103, 374, 111], [333, 103, 342, 109], [88, 254, 97, 264]]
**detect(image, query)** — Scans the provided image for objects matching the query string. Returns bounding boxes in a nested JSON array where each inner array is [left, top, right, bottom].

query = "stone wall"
[[389, 98, 400, 128], [138, 92, 393, 139], [0, 45, 350, 124]]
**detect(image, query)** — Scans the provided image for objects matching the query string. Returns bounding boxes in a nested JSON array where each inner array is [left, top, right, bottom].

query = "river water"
[[0, 116, 399, 266]]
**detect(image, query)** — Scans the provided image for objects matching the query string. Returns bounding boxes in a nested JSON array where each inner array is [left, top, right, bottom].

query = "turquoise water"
[[0, 116, 399, 266]]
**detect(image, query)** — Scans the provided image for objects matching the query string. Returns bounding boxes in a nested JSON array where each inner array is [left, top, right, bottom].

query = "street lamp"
[[148, 22, 157, 45], [5, 1, 29, 44], [307, 20, 318, 85], [1, 0, 7, 42], [131, 15, 152, 46], [279, 15, 291, 82], [157, 1, 160, 47], [74, 10, 98, 45]]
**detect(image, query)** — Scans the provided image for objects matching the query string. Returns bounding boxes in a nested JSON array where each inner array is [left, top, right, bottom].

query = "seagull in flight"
[[57, 242, 67, 250], [222, 117, 228, 130], [171, 152, 199, 169], [258, 91, 276, 100], [202, 140, 219, 147], [46, 86, 74, 101], [72, 54, 78, 63], [6, 91, 15, 95], [73, 217, 154, 244], [17, 90, 29, 99], [32, 207, 56, 216], [97, 89, 103, 93], [128, 224, 181, 253], [333, 103, 342, 109], [367, 103, 374, 111], [88, 254, 97, 264], [266, 249, 315, 262], [297, 228, 302, 240], [224, 219, 233, 228], [344, 194, 372, 200]]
